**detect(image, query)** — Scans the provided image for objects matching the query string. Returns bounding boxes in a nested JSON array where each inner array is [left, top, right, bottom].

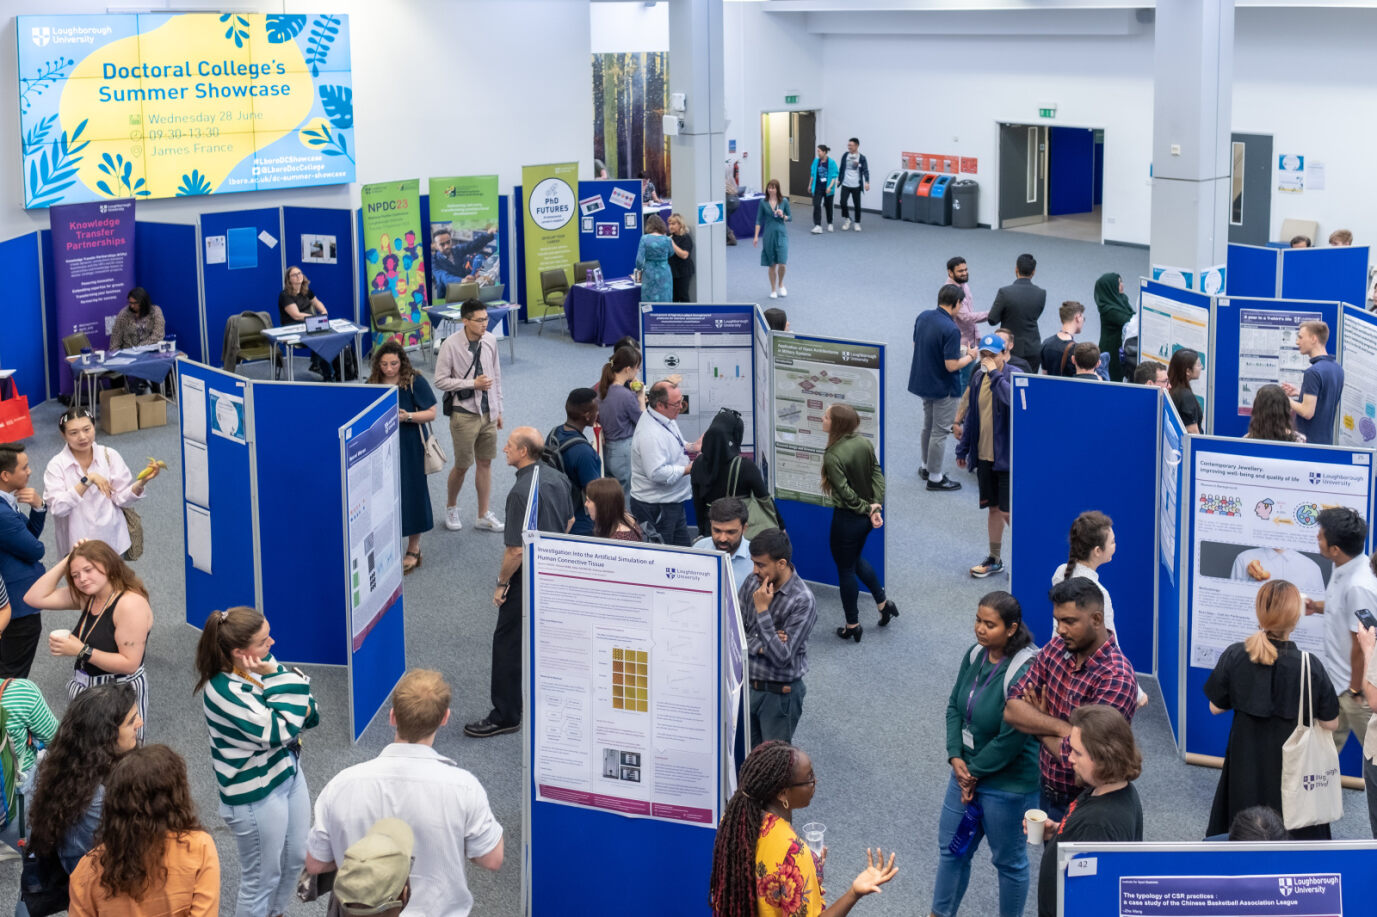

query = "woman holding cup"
[[929, 591, 1040, 917]]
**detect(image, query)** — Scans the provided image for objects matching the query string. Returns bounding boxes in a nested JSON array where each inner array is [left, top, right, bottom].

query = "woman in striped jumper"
[[195, 606, 318, 917]]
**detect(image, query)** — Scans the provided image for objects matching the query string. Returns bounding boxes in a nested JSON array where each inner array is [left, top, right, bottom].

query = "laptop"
[[305, 314, 332, 333], [478, 284, 505, 303]]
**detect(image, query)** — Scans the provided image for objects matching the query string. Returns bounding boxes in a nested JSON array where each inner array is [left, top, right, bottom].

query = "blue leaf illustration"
[[96, 180, 113, 196], [265, 14, 307, 43], [19, 58, 73, 113], [23, 115, 57, 150], [177, 170, 213, 196], [305, 15, 341, 77], [319, 85, 353, 129]]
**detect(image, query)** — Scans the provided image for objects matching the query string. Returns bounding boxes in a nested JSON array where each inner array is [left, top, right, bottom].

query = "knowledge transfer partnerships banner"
[[49, 198, 135, 393], [17, 13, 354, 208], [522, 163, 580, 321]]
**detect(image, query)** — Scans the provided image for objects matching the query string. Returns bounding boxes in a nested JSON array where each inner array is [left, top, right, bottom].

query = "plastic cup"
[[50, 629, 71, 642], [1025, 808, 1048, 844], [801, 822, 825, 857], [94, 350, 105, 363]]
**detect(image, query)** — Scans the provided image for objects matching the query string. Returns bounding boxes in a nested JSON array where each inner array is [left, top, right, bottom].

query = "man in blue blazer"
[[0, 444, 47, 678]]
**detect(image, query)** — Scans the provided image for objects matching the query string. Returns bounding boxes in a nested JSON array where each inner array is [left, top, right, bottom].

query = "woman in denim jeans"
[[930, 591, 1040, 917], [195, 607, 318, 917], [595, 346, 645, 493]]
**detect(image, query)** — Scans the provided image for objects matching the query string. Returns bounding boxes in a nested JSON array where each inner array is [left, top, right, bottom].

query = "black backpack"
[[542, 428, 595, 506]]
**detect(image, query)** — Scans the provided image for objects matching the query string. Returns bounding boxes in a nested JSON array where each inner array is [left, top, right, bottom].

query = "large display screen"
[[17, 13, 353, 208]]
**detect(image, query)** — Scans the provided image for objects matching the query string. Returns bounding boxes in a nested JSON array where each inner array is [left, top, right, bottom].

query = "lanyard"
[[964, 650, 1003, 725]]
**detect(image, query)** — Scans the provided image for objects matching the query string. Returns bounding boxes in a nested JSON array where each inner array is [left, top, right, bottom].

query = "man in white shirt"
[[1305, 508, 1377, 752], [305, 670, 504, 916], [1228, 546, 1326, 598], [630, 381, 700, 547], [693, 496, 752, 587], [434, 300, 505, 533]]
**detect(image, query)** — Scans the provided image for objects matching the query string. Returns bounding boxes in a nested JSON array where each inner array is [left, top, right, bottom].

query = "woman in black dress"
[[689, 409, 771, 530], [667, 213, 695, 303], [1203, 579, 1340, 839], [367, 342, 437, 573], [1167, 348, 1203, 433]]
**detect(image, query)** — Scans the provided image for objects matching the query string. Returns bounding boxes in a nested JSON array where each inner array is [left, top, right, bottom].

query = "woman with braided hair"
[[709, 740, 897, 917]]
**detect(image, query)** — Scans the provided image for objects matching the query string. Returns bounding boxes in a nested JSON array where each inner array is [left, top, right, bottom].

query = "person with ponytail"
[[596, 346, 647, 493], [708, 740, 897, 917], [195, 607, 318, 917], [1203, 579, 1340, 839]]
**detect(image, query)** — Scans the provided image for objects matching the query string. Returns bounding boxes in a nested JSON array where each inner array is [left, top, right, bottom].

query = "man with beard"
[[693, 496, 752, 585]]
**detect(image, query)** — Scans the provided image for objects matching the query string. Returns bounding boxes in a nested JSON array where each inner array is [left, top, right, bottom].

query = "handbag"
[[727, 457, 782, 539], [0, 395, 34, 443], [105, 448, 144, 560], [1280, 651, 1343, 830], [19, 845, 70, 917], [421, 422, 447, 475]]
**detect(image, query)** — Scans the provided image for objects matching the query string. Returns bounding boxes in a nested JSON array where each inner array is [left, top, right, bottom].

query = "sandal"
[[403, 551, 422, 574]]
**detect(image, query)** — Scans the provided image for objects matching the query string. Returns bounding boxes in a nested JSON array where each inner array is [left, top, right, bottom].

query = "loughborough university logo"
[[31, 27, 50, 46]]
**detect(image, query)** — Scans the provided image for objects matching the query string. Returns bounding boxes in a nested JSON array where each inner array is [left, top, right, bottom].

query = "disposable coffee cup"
[[1025, 809, 1048, 844], [50, 628, 71, 642], [94, 350, 105, 363]]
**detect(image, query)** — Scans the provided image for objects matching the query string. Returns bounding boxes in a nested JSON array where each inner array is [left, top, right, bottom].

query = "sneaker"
[[926, 477, 962, 492], [464, 716, 520, 738], [810, 225, 823, 234], [474, 511, 505, 532], [970, 556, 1005, 578], [827, 224, 835, 232], [769, 291, 779, 299], [919, 468, 929, 481], [444, 505, 463, 531], [778, 286, 788, 297], [841, 219, 851, 231], [854, 222, 862, 232]]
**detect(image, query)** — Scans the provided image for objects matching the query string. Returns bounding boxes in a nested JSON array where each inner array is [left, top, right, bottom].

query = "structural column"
[[1149, 0, 1234, 274], [669, 0, 726, 302]]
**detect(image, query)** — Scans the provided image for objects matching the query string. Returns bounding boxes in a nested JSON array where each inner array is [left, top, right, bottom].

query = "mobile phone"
[[1355, 608, 1377, 631]]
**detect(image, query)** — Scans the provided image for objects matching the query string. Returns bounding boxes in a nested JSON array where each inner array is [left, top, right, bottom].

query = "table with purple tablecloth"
[[565, 278, 643, 346], [727, 194, 763, 239]]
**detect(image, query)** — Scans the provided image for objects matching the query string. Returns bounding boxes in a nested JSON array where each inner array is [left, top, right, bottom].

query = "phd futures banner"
[[18, 13, 354, 208], [522, 162, 579, 321]]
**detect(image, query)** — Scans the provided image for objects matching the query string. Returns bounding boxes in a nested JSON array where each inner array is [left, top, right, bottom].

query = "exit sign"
[[785, 94, 799, 105], [1038, 105, 1057, 119]]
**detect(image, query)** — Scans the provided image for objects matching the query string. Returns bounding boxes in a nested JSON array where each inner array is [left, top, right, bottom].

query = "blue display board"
[[1209, 296, 1341, 440], [1058, 841, 1377, 917], [339, 391, 406, 741], [1225, 242, 1280, 298], [283, 206, 356, 325], [0, 233, 47, 403], [1281, 244, 1369, 309], [1009, 375, 1160, 672], [134, 221, 202, 362], [201, 208, 284, 366], [1158, 397, 1187, 745], [1338, 304, 1377, 449], [40, 230, 59, 396], [578, 179, 643, 279], [178, 361, 257, 630]]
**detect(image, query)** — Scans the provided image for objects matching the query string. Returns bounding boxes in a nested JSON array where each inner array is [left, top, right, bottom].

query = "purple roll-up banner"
[[49, 198, 136, 393]]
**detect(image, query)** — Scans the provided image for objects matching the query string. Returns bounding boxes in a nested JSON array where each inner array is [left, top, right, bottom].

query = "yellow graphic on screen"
[[58, 14, 313, 200], [611, 648, 649, 712]]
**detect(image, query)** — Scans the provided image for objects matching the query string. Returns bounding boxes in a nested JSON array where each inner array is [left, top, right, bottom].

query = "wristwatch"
[[80, 475, 89, 486], [76, 643, 93, 666], [1347, 687, 1363, 698]]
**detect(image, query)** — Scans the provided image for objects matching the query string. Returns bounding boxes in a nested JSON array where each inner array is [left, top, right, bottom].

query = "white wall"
[[591, 1, 668, 53], [1, 0, 593, 241]]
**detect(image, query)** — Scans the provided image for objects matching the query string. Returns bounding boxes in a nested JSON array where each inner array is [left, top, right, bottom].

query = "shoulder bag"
[[409, 385, 447, 475], [727, 457, 782, 539], [1280, 651, 1343, 830], [106, 447, 143, 561]]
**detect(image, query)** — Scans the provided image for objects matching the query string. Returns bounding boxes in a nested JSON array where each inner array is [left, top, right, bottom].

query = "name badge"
[[70, 669, 92, 689], [962, 727, 975, 749]]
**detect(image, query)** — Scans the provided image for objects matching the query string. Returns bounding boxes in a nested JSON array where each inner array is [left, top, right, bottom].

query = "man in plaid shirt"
[[1005, 576, 1139, 821]]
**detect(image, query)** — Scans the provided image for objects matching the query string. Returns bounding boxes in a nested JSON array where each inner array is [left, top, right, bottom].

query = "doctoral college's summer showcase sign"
[[17, 13, 354, 208], [522, 163, 580, 321]]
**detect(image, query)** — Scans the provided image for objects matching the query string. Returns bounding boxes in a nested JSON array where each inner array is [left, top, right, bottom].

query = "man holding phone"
[[1305, 507, 1377, 753]]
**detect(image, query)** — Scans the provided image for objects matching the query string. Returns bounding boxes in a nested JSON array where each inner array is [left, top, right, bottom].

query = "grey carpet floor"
[[2, 214, 1367, 916]]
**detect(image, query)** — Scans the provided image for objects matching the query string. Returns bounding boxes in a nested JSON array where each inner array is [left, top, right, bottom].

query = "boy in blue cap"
[[956, 334, 1013, 578]]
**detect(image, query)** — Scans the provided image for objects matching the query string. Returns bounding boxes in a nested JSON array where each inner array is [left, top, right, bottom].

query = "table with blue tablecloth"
[[68, 347, 180, 416], [565, 278, 643, 346], [261, 320, 366, 381], [421, 304, 516, 360], [727, 194, 764, 239]]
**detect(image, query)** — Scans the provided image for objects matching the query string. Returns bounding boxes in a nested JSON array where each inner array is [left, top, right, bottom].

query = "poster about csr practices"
[[18, 13, 354, 208]]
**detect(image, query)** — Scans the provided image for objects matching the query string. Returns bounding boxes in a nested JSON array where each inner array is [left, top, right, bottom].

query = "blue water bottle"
[[947, 801, 983, 856]]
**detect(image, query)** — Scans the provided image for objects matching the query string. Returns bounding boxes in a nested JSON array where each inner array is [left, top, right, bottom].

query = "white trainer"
[[841, 219, 851, 231], [854, 222, 862, 231], [769, 291, 779, 299], [444, 505, 463, 531], [810, 225, 823, 234], [827, 224, 835, 232], [475, 511, 505, 532], [778, 286, 788, 297]]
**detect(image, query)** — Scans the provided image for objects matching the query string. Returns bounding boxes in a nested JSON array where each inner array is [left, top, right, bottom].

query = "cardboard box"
[[135, 393, 169, 429], [99, 388, 138, 435]]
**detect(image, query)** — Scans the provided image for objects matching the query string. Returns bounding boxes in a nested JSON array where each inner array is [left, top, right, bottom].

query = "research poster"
[[641, 307, 755, 449], [523, 162, 580, 321], [360, 180, 430, 348], [1120, 873, 1341, 916], [1188, 447, 1371, 668], [532, 537, 722, 826], [343, 404, 402, 652], [17, 13, 354, 208], [427, 175, 500, 300], [1140, 288, 1209, 403], [49, 198, 135, 391], [1236, 308, 1321, 415], [771, 336, 881, 505], [1339, 306, 1377, 447]]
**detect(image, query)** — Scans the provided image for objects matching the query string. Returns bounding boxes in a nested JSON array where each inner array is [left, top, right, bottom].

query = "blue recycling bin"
[[928, 174, 954, 225]]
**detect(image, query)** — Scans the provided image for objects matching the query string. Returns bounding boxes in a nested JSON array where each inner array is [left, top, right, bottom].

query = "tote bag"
[[1280, 652, 1343, 830], [421, 423, 447, 475], [727, 457, 782, 539]]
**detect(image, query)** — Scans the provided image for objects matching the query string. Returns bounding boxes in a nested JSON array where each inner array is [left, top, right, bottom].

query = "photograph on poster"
[[1140, 291, 1209, 403], [301, 234, 338, 265], [1189, 450, 1370, 668], [1237, 309, 1321, 415]]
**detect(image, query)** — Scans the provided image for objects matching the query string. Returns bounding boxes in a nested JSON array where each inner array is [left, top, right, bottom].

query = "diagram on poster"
[[532, 538, 721, 826], [344, 407, 402, 650], [1236, 308, 1321, 415], [1188, 448, 1371, 668], [771, 336, 881, 505], [1120, 873, 1340, 916], [1340, 308, 1377, 446], [642, 308, 755, 448], [1140, 290, 1209, 403]]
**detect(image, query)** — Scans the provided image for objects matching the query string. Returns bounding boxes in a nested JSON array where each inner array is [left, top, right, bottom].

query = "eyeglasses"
[[466, 315, 488, 323], [788, 775, 817, 788]]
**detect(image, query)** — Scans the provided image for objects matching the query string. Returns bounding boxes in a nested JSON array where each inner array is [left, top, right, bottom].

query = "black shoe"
[[919, 468, 930, 480], [878, 600, 900, 627], [835, 625, 863, 643], [464, 717, 520, 738], [926, 477, 962, 492]]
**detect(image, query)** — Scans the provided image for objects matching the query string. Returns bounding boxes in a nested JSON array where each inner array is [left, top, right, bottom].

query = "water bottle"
[[947, 801, 983, 856]]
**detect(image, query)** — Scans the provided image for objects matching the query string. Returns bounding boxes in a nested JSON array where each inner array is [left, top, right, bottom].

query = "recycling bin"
[[881, 170, 909, 220], [951, 180, 980, 229], [901, 172, 929, 223], [913, 172, 938, 223], [929, 174, 954, 225]]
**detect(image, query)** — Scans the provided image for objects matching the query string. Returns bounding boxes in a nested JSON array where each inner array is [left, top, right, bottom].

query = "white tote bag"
[[1280, 652, 1343, 830]]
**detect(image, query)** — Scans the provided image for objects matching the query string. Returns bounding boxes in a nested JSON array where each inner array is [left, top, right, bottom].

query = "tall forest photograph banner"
[[592, 52, 669, 198], [17, 12, 354, 208]]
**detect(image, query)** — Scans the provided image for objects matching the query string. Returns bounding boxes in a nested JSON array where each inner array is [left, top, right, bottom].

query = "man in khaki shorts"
[[434, 299, 504, 532]]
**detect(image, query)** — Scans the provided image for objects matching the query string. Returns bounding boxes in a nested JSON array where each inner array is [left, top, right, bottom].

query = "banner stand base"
[[1184, 752, 1364, 790]]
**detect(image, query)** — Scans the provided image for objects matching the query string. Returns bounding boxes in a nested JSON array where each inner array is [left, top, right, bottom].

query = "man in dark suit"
[[987, 253, 1047, 366], [0, 444, 47, 678]]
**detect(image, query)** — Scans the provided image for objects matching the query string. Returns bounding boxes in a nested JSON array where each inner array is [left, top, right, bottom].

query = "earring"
[[781, 798, 790, 810]]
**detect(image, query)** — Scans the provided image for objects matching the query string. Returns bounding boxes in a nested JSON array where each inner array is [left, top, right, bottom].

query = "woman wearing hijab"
[[690, 409, 770, 529], [1093, 273, 1135, 382]]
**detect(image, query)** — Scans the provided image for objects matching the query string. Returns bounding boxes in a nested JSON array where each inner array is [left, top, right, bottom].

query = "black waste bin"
[[901, 172, 929, 223], [881, 170, 908, 220], [951, 180, 979, 229]]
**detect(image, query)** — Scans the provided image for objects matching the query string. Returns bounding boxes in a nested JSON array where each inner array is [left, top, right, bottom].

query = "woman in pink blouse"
[[43, 409, 162, 557]]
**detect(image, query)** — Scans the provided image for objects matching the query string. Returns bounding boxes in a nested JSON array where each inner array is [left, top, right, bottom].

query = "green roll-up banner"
[[361, 179, 430, 347], [427, 175, 500, 300], [522, 162, 580, 321]]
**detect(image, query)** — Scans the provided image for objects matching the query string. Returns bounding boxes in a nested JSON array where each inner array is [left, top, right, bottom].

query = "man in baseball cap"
[[331, 818, 414, 917], [955, 333, 1013, 578]]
